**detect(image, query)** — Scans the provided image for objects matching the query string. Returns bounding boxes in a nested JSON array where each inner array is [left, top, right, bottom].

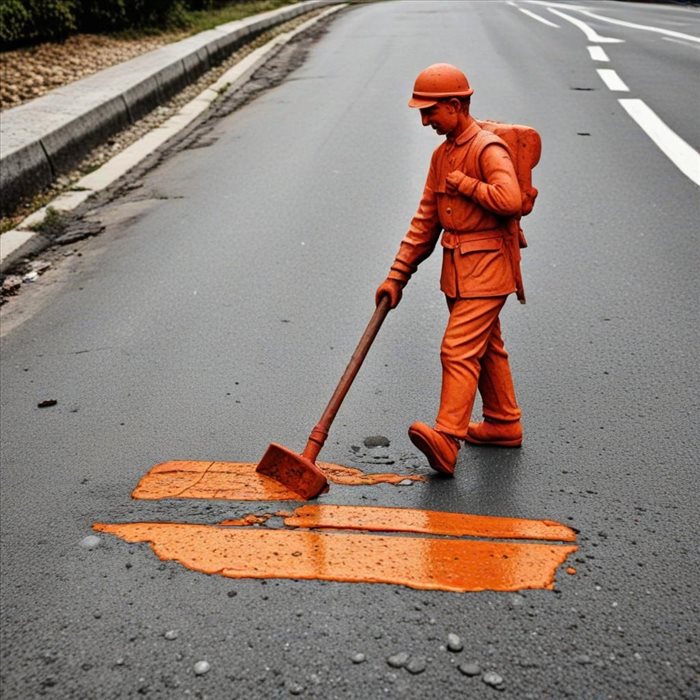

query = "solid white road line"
[[518, 7, 559, 28], [662, 36, 700, 51], [587, 46, 610, 62], [547, 8, 624, 44], [597, 68, 630, 92], [619, 98, 700, 187], [577, 8, 700, 44]]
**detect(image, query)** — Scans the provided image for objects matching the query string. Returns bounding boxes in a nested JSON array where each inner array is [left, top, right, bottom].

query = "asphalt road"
[[1, 1, 699, 697]]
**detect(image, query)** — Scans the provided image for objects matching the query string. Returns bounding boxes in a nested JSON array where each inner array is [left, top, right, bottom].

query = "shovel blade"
[[256, 442, 328, 500]]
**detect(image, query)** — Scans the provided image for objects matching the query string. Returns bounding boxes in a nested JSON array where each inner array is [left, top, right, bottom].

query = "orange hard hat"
[[408, 63, 474, 109]]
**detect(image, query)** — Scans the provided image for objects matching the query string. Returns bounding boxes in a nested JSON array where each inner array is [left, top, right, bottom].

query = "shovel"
[[256, 295, 392, 499]]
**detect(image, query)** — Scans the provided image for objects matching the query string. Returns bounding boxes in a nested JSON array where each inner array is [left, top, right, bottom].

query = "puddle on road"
[[132, 460, 424, 501], [95, 504, 577, 593]]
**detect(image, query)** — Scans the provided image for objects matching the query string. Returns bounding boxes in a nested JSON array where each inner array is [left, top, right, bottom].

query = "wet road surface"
[[1, 1, 698, 697]]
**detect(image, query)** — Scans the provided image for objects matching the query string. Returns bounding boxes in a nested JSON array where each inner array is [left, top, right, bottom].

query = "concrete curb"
[[0, 0, 344, 218], [0, 3, 347, 274]]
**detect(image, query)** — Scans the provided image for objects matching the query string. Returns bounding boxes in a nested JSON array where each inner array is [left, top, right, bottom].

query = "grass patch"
[[29, 207, 69, 237], [114, 0, 299, 40]]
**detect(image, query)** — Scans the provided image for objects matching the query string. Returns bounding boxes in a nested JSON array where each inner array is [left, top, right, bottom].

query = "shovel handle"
[[302, 295, 392, 462]]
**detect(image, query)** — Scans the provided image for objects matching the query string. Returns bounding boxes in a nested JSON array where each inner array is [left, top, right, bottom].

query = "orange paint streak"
[[283, 505, 577, 542], [132, 461, 424, 501], [93, 522, 577, 593]]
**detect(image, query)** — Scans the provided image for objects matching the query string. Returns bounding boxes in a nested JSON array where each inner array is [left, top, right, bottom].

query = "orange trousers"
[[434, 296, 521, 439]]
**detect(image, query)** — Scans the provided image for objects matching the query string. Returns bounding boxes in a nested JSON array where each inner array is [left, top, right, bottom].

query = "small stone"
[[164, 630, 178, 640], [399, 479, 413, 486], [193, 660, 210, 675], [406, 656, 427, 674], [575, 654, 592, 665], [482, 671, 504, 689], [2, 276, 21, 294], [458, 661, 481, 676], [387, 652, 410, 668], [80, 535, 101, 549], [37, 399, 58, 408], [22, 271, 39, 283], [509, 593, 525, 607], [287, 681, 304, 695], [363, 435, 390, 448], [447, 633, 463, 652], [351, 653, 366, 664]]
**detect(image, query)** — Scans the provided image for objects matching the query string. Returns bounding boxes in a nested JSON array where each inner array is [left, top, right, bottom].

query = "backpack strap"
[[466, 126, 527, 304], [464, 128, 511, 182]]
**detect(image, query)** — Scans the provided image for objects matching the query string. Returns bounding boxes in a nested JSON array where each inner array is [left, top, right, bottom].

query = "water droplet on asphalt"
[[80, 535, 101, 549]]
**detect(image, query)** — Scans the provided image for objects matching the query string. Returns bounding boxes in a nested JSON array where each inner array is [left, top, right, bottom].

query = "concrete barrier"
[[0, 0, 342, 216]]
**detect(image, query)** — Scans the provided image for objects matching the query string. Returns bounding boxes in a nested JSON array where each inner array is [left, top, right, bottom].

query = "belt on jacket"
[[440, 228, 506, 250]]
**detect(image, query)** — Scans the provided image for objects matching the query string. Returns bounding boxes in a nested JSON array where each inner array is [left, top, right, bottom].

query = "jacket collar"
[[448, 117, 480, 146]]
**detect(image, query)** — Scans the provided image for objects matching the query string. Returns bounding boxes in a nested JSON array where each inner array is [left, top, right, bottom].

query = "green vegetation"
[[0, 0, 298, 49], [29, 207, 68, 237]]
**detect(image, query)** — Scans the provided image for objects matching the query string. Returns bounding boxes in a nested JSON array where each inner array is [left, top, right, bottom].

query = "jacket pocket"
[[454, 237, 512, 294], [458, 237, 502, 255]]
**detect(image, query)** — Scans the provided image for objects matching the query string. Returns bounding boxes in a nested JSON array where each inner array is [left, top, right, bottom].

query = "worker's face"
[[420, 99, 461, 136]]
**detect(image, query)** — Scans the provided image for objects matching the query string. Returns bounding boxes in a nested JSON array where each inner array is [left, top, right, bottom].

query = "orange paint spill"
[[94, 521, 577, 593], [132, 461, 424, 501], [282, 504, 577, 542]]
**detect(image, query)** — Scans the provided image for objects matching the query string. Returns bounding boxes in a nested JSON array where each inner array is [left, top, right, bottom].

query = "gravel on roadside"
[[0, 33, 187, 110]]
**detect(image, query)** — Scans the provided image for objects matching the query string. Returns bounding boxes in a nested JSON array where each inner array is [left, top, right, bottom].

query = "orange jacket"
[[389, 118, 522, 299]]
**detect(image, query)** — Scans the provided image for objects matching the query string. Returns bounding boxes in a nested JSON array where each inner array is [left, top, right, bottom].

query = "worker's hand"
[[445, 170, 466, 194], [375, 279, 403, 309]]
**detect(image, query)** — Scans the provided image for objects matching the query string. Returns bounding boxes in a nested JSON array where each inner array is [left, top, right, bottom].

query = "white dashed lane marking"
[[596, 68, 630, 92], [587, 46, 610, 62]]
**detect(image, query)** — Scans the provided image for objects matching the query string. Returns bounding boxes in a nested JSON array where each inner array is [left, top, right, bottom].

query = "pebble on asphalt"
[[447, 633, 463, 652], [482, 671, 505, 690], [164, 630, 178, 640], [387, 652, 410, 669], [80, 535, 101, 549], [351, 653, 366, 664], [406, 656, 427, 675], [363, 435, 390, 448], [458, 661, 481, 676], [193, 660, 210, 675]]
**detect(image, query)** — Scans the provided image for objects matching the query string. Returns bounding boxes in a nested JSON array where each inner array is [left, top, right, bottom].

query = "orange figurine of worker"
[[376, 63, 528, 476]]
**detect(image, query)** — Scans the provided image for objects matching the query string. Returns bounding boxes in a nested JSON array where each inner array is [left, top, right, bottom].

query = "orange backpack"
[[476, 119, 542, 218], [473, 120, 542, 304]]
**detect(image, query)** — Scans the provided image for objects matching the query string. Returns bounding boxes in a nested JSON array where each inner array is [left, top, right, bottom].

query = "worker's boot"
[[465, 419, 522, 447], [408, 422, 460, 476]]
